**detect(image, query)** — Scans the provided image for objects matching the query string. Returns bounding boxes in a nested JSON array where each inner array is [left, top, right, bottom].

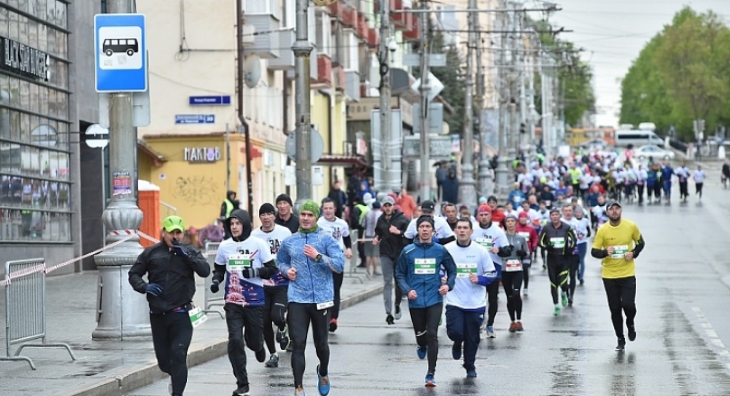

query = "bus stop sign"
[[94, 14, 148, 92]]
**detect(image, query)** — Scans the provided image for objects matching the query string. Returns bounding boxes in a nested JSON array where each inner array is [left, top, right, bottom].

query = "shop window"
[[0, 208, 71, 242]]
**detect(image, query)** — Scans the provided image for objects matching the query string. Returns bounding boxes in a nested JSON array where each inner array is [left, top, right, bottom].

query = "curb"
[[66, 282, 384, 396]]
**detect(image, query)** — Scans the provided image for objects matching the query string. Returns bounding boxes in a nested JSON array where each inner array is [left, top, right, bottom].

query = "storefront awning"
[[316, 154, 368, 167]]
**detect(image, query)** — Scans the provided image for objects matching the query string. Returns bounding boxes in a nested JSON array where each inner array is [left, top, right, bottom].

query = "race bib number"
[[504, 259, 522, 272], [228, 254, 251, 272], [550, 237, 565, 248], [476, 238, 492, 249], [414, 258, 437, 275], [456, 263, 477, 278], [317, 301, 334, 310], [611, 245, 629, 259], [517, 232, 530, 242], [189, 306, 208, 328]]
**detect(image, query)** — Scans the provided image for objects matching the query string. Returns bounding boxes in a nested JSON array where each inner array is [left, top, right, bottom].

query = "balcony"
[[268, 30, 295, 70], [342, 5, 358, 29], [356, 13, 368, 39], [244, 14, 280, 59], [392, 0, 412, 32], [403, 16, 420, 41], [328, 1, 344, 19], [316, 54, 333, 87], [333, 65, 346, 93], [345, 70, 361, 102], [367, 27, 379, 48]]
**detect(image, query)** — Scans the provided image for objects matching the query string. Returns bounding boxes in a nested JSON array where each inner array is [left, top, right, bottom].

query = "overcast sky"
[[543, 0, 730, 128]]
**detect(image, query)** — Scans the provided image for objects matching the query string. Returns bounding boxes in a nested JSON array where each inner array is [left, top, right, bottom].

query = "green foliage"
[[619, 7, 730, 141]]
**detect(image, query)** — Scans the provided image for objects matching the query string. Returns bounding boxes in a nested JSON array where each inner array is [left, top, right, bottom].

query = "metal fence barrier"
[[203, 242, 224, 319], [1, 258, 76, 370]]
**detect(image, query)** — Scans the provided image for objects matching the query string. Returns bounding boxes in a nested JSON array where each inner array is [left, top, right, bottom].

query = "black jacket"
[[374, 210, 410, 261], [128, 241, 210, 314], [275, 214, 299, 234]]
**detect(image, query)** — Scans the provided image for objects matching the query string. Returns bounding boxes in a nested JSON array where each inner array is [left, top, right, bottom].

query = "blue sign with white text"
[[94, 14, 148, 92], [175, 114, 215, 124], [189, 96, 231, 106]]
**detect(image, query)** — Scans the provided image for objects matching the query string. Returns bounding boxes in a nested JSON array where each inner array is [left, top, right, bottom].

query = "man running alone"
[[445, 219, 496, 378], [591, 200, 645, 352], [396, 215, 457, 387]]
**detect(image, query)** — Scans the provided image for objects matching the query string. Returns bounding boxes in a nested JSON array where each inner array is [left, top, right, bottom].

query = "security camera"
[[387, 38, 397, 53]]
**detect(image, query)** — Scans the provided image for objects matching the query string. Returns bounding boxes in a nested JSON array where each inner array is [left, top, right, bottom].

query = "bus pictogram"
[[102, 38, 139, 57]]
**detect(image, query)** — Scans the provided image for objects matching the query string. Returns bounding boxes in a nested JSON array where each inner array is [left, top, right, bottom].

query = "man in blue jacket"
[[396, 215, 457, 388], [277, 200, 344, 396]]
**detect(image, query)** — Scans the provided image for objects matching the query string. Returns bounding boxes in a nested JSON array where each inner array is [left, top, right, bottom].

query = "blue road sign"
[[189, 96, 231, 106], [94, 14, 147, 92], [175, 114, 216, 124]]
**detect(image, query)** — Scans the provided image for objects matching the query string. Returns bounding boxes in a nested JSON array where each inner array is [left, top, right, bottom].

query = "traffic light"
[[520, 123, 526, 134]]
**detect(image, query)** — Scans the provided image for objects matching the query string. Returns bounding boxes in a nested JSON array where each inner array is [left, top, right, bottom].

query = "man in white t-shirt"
[[404, 200, 455, 245], [317, 198, 353, 333], [693, 165, 706, 201]]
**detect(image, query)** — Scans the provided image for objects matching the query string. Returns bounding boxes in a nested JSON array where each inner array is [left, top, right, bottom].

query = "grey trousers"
[[381, 255, 403, 315]]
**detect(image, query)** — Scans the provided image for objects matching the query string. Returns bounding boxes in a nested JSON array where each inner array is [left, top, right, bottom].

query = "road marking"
[[692, 306, 730, 371]]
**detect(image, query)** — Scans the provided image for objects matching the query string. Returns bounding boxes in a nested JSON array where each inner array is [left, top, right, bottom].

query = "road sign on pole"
[[94, 14, 148, 92]]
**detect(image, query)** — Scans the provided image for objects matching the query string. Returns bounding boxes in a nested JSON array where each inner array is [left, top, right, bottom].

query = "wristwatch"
[[315, 254, 322, 262]]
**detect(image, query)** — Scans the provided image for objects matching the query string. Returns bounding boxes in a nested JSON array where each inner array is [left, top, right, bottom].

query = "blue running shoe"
[[294, 385, 305, 396], [466, 369, 477, 378], [316, 365, 330, 396], [417, 345, 428, 360], [452, 342, 462, 360], [425, 373, 436, 387]]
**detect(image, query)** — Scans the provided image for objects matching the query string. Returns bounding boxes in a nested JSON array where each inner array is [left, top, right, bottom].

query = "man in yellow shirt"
[[591, 200, 645, 352]]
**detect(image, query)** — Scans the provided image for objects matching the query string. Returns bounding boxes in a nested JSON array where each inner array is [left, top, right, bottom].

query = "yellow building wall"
[[137, 152, 153, 184], [331, 97, 347, 184], [144, 136, 232, 229], [311, 92, 331, 201]]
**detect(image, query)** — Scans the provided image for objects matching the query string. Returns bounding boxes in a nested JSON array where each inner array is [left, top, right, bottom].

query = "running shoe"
[[568, 296, 573, 307], [561, 292, 568, 307], [329, 318, 338, 333], [616, 338, 626, 351], [515, 321, 524, 331], [486, 326, 496, 338], [425, 373, 436, 387], [265, 353, 279, 368], [386, 314, 395, 325], [554, 305, 561, 316], [294, 385, 305, 396], [394, 306, 402, 320], [466, 369, 477, 378], [255, 347, 266, 363], [279, 326, 291, 351], [628, 325, 636, 341], [452, 342, 462, 360], [509, 322, 517, 333], [316, 365, 330, 396], [523, 288, 529, 296], [417, 345, 428, 360], [232, 385, 250, 396]]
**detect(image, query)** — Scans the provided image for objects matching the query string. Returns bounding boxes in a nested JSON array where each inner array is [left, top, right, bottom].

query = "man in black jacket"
[[128, 215, 210, 396], [373, 195, 410, 324]]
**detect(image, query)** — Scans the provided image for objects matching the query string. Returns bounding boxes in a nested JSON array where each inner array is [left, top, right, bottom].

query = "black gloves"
[[171, 240, 190, 258], [517, 249, 527, 258], [242, 267, 259, 279], [146, 283, 163, 297], [210, 279, 220, 293]]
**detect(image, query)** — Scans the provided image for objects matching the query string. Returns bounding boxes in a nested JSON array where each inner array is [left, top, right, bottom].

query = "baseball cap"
[[163, 215, 185, 233], [477, 204, 492, 214], [518, 211, 528, 219], [382, 195, 396, 206], [607, 200, 622, 209], [420, 200, 435, 213]]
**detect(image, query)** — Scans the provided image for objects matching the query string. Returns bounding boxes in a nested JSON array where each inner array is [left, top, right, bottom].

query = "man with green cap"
[[129, 215, 210, 396], [277, 200, 345, 396]]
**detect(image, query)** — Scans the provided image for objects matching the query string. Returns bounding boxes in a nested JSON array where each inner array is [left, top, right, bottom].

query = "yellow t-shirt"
[[592, 219, 642, 279]]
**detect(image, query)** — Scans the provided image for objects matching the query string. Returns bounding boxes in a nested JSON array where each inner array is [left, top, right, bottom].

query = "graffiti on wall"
[[172, 176, 218, 207]]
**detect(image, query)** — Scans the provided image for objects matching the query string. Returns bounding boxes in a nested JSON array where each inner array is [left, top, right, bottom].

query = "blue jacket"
[[277, 228, 345, 304], [396, 240, 457, 309]]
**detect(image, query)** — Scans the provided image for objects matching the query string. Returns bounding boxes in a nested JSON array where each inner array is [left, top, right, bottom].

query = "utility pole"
[[378, 0, 392, 193], [494, 0, 509, 195], [293, 0, 313, 207], [418, 1, 431, 203], [476, 5, 493, 198], [527, 49, 536, 145], [93, 0, 149, 340], [459, 0, 477, 210], [518, 11, 527, 151]]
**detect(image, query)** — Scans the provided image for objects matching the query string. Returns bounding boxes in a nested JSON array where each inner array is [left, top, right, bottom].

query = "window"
[[316, 11, 332, 57]]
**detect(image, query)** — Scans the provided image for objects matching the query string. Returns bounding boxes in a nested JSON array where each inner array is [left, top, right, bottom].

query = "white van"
[[615, 130, 664, 148]]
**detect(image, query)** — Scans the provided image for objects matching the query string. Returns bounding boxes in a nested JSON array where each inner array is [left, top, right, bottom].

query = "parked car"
[[635, 144, 675, 160]]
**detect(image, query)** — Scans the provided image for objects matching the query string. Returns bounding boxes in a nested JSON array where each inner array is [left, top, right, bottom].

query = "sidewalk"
[[0, 261, 383, 396]]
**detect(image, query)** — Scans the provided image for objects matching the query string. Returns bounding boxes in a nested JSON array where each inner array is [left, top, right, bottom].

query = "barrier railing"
[[203, 242, 224, 318], [0, 258, 76, 370]]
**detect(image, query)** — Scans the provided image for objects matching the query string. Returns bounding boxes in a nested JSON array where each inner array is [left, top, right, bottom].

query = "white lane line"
[[692, 306, 730, 371]]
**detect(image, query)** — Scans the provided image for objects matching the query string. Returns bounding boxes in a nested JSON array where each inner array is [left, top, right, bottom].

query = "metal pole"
[[378, 0, 392, 193], [476, 6, 493, 198], [518, 12, 527, 151], [528, 53, 536, 144], [494, 1, 510, 195], [225, 123, 230, 193], [93, 0, 150, 340], [293, 0, 313, 207], [419, 1, 431, 203], [459, 0, 477, 211]]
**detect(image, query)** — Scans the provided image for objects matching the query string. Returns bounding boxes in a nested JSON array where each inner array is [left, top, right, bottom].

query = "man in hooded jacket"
[[220, 190, 240, 239]]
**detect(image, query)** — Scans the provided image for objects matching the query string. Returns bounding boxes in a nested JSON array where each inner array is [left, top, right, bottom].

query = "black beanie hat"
[[276, 193, 293, 206], [259, 203, 276, 216], [416, 215, 435, 229]]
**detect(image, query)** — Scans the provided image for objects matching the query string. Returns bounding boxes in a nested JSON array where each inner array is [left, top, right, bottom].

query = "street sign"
[[402, 53, 446, 67], [189, 95, 231, 106], [94, 14, 148, 92], [285, 126, 325, 163], [175, 114, 215, 124], [412, 102, 444, 135], [411, 72, 444, 103], [403, 135, 452, 160], [85, 124, 109, 149]]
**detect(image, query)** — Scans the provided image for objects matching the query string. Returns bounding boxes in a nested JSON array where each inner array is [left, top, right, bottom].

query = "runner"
[[538, 208, 576, 315], [211, 209, 279, 396], [591, 200, 645, 351], [277, 200, 345, 396], [502, 214, 529, 331], [676, 162, 691, 203], [316, 198, 354, 333], [693, 165, 706, 202], [660, 161, 675, 205], [573, 206, 591, 287], [404, 200, 455, 245], [373, 195, 410, 325], [636, 164, 647, 206], [515, 212, 538, 295], [444, 218, 496, 378], [396, 215, 457, 387], [250, 203, 293, 368], [471, 204, 510, 337], [275, 194, 299, 233], [560, 205, 581, 306]]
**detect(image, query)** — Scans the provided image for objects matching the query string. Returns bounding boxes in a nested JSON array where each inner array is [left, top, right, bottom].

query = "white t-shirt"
[[214, 236, 274, 306], [444, 241, 495, 309], [471, 223, 508, 266], [251, 225, 292, 286], [404, 215, 455, 240], [317, 217, 350, 251], [693, 170, 706, 183]]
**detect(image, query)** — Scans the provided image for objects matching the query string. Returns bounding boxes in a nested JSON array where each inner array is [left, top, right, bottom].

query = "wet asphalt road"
[[126, 167, 730, 396]]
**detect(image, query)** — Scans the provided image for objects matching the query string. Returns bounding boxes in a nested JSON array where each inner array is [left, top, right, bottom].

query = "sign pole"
[[92, 0, 150, 340], [458, 0, 478, 212], [419, 1, 431, 203], [293, 0, 313, 207]]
